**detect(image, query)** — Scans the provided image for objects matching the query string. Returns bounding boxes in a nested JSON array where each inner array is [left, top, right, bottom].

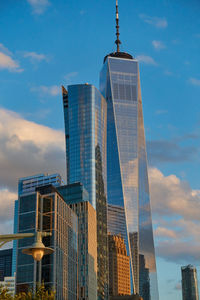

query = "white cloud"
[[27, 0, 50, 15], [23, 51, 48, 63], [149, 167, 200, 220], [31, 85, 60, 96], [164, 70, 173, 76], [149, 167, 200, 263], [0, 189, 17, 237], [0, 43, 12, 56], [0, 108, 65, 190], [0, 189, 16, 223], [80, 10, 86, 15], [0, 44, 23, 72], [172, 39, 181, 45], [136, 55, 157, 66], [147, 139, 197, 164], [139, 14, 168, 28], [155, 109, 168, 115], [155, 227, 177, 239], [64, 72, 78, 81], [152, 40, 166, 50], [174, 282, 181, 290], [189, 77, 200, 86]]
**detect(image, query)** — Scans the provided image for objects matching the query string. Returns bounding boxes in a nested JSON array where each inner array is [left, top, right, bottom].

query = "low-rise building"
[[0, 275, 15, 296]]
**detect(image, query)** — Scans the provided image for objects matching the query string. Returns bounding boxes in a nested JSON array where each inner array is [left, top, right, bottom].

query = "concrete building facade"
[[108, 234, 131, 297]]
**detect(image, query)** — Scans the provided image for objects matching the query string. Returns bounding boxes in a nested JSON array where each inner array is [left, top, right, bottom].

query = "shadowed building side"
[[58, 182, 98, 300], [181, 265, 199, 300]]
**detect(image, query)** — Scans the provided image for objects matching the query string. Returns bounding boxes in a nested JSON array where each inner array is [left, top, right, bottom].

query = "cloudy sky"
[[0, 0, 200, 299]]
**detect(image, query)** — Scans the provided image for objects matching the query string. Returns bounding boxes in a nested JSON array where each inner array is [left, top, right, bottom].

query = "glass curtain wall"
[[100, 56, 159, 300], [16, 187, 78, 300], [63, 84, 108, 299]]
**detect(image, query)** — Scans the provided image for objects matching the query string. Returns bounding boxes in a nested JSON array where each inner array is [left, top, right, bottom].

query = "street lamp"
[[22, 231, 54, 261], [0, 231, 54, 262]]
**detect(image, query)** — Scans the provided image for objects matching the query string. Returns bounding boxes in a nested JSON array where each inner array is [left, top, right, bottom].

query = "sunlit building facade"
[[181, 265, 199, 300], [62, 84, 108, 299], [108, 234, 131, 297], [100, 53, 159, 300]]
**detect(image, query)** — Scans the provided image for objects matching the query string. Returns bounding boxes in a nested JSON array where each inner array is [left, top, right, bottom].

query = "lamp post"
[[0, 231, 54, 261]]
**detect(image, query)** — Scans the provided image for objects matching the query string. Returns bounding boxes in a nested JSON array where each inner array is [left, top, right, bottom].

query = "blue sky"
[[0, 0, 200, 299]]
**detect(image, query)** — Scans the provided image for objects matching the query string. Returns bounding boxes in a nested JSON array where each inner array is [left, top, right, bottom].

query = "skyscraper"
[[99, 2, 159, 299], [62, 84, 108, 299], [181, 265, 199, 300]]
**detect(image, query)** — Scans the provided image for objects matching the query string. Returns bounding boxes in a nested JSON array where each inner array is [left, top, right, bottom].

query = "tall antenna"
[[115, 0, 121, 52]]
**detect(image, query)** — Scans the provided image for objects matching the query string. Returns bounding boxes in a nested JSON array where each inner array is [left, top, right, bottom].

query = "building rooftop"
[[104, 51, 133, 63]]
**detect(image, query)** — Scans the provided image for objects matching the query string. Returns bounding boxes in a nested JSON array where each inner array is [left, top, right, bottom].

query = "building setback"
[[108, 234, 131, 297], [62, 84, 108, 299], [16, 185, 78, 300], [181, 265, 199, 300]]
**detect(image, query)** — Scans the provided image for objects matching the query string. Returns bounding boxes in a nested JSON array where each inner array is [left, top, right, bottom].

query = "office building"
[[18, 173, 62, 196], [58, 183, 98, 300], [108, 234, 131, 297], [0, 249, 12, 281], [16, 185, 78, 300], [62, 84, 108, 299], [99, 2, 159, 299], [181, 265, 199, 300], [12, 173, 62, 276]]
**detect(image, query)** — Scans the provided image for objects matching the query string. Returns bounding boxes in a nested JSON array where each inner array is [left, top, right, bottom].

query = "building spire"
[[115, 0, 121, 52]]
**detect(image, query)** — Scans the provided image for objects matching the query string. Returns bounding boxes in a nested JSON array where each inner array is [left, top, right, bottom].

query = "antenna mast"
[[115, 0, 121, 52]]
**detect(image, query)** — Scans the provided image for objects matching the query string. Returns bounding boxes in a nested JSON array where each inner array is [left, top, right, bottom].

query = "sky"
[[0, 0, 200, 299]]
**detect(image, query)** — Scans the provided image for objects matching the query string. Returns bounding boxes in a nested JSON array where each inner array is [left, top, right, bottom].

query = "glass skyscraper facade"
[[12, 173, 62, 277], [16, 185, 78, 299], [100, 54, 159, 300], [107, 204, 126, 242], [181, 265, 199, 300], [62, 84, 109, 299]]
